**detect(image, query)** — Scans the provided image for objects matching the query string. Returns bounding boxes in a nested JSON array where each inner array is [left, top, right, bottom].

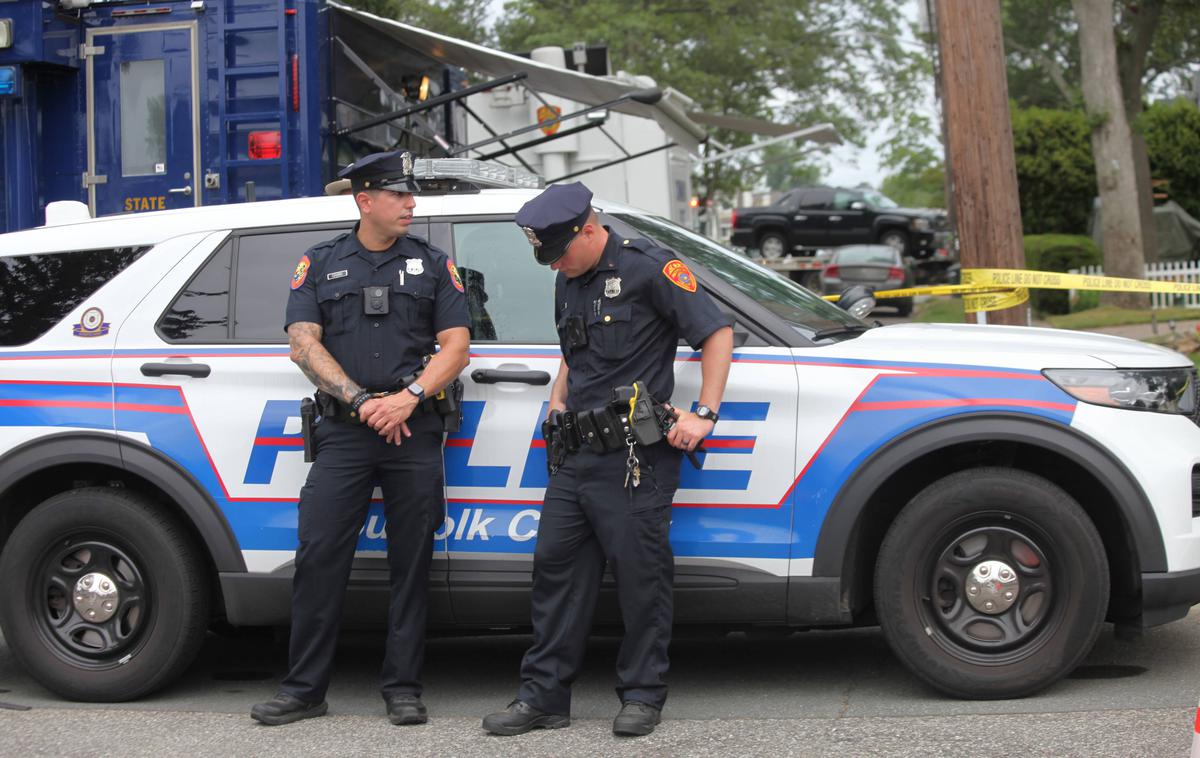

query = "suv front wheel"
[[874, 467, 1108, 699], [0, 488, 210, 701]]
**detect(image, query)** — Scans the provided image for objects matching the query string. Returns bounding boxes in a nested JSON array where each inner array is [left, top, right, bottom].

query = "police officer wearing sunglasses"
[[483, 182, 733, 737]]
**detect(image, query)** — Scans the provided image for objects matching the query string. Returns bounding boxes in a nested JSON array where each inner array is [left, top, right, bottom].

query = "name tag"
[[327, 270, 349, 280]]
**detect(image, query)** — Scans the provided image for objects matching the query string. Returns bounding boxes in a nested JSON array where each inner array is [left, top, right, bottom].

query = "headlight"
[[910, 218, 930, 231], [1043, 368, 1196, 415]]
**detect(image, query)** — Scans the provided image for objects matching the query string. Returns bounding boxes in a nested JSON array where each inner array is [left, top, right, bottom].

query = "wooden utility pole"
[[934, 0, 1027, 326]]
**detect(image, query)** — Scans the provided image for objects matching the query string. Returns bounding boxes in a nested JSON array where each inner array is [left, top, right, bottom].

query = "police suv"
[[2, 161, 1199, 703]]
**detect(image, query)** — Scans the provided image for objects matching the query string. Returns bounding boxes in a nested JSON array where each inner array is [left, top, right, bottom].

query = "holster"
[[542, 409, 568, 477], [300, 396, 317, 463]]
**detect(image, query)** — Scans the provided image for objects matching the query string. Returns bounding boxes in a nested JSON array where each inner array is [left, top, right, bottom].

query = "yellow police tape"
[[821, 268, 1200, 313]]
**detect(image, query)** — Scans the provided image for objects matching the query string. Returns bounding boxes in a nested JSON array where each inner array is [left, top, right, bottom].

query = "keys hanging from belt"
[[623, 438, 641, 489]]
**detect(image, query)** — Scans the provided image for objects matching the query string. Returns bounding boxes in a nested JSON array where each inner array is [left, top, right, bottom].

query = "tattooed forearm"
[[287, 322, 363, 403]]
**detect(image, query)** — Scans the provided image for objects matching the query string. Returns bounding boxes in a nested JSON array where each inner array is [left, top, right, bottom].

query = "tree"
[[341, 0, 493, 44], [1072, 0, 1145, 307], [1142, 99, 1200, 219], [1003, 0, 1200, 263], [495, 0, 932, 207], [1010, 106, 1096, 234]]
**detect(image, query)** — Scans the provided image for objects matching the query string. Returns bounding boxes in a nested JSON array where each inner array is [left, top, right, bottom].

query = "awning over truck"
[[328, 1, 837, 157]]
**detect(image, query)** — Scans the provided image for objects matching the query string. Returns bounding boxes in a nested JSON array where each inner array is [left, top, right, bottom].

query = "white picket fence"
[[1071, 261, 1200, 309]]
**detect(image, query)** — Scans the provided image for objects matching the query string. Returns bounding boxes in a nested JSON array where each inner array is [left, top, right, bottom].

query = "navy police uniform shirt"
[[555, 228, 731, 412], [285, 224, 469, 390]]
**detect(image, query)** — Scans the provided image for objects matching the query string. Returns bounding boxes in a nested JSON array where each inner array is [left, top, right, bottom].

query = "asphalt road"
[[2, 608, 1199, 757]]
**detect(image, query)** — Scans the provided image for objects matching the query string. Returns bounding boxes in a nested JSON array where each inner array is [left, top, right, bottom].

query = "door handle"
[[793, 215, 807, 221], [140, 362, 211, 378], [168, 185, 193, 196], [471, 368, 551, 385], [829, 215, 842, 222]]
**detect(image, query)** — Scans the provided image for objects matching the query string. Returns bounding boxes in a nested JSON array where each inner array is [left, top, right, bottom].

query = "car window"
[[0, 247, 148, 346], [233, 229, 346, 341], [451, 221, 558, 343], [610, 212, 863, 339], [834, 246, 900, 265], [158, 227, 348, 342], [861, 190, 899, 209], [158, 240, 233, 341], [832, 190, 860, 211], [798, 189, 832, 210]]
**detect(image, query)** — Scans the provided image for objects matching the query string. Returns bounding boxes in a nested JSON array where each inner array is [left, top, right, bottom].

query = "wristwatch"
[[695, 405, 719, 425], [406, 382, 426, 402]]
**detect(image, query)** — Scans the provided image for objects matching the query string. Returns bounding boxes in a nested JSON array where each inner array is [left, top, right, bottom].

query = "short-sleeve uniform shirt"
[[555, 228, 731, 411], [285, 224, 469, 390]]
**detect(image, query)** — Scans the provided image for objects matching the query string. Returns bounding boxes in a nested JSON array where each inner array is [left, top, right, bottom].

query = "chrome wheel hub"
[[965, 560, 1018, 614], [73, 571, 120, 623]]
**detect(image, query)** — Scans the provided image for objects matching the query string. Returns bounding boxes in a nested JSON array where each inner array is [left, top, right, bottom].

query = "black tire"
[[0, 488, 210, 701], [874, 468, 1108, 699], [879, 229, 909, 254], [758, 231, 787, 260]]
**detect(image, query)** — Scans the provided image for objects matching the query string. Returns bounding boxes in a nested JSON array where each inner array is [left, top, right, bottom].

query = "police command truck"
[[2, 162, 1200, 703]]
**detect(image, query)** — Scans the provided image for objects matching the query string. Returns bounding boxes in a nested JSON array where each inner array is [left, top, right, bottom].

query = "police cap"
[[337, 150, 422, 194], [514, 182, 593, 265]]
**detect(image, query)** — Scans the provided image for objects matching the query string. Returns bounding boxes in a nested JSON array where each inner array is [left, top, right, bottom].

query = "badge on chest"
[[604, 276, 621, 298]]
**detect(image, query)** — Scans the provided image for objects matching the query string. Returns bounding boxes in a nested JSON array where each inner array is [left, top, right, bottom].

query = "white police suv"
[[2, 164, 1199, 703]]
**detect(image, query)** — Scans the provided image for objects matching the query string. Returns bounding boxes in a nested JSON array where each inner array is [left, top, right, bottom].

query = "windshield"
[[860, 190, 898, 209], [835, 245, 899, 265], [611, 212, 865, 340]]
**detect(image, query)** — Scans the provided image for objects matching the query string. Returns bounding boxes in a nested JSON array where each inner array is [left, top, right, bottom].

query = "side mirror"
[[732, 329, 750, 347], [837, 285, 876, 319]]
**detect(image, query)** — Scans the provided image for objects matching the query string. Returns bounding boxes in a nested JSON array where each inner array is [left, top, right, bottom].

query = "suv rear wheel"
[[874, 467, 1108, 699], [0, 488, 210, 701], [879, 229, 908, 254], [758, 231, 786, 259]]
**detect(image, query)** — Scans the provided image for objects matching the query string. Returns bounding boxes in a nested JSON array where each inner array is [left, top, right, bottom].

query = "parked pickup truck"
[[731, 186, 949, 259]]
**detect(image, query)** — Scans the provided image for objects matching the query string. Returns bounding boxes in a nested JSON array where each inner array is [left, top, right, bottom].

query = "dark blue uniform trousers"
[[517, 441, 682, 715], [280, 410, 444, 703]]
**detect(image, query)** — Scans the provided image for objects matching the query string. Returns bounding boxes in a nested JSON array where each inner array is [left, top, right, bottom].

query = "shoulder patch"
[[662, 259, 697, 293], [291, 254, 311, 290], [447, 260, 465, 293]]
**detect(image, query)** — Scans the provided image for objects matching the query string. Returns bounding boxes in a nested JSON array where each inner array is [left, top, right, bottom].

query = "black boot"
[[250, 692, 328, 726], [385, 694, 428, 725], [482, 700, 570, 736], [613, 701, 661, 737]]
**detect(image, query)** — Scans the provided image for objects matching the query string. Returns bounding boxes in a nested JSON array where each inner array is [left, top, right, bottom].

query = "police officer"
[[252, 151, 470, 726], [483, 183, 733, 737]]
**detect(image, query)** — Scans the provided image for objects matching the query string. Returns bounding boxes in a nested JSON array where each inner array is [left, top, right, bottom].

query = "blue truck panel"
[[0, 0, 456, 232]]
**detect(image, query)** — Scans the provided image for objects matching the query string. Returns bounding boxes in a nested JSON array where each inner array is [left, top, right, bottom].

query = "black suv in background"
[[731, 186, 949, 259]]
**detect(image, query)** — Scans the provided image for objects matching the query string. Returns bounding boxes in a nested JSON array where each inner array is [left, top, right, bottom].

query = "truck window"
[[832, 190, 859, 210], [0, 247, 148, 346], [798, 189, 833, 210], [450, 221, 558, 343]]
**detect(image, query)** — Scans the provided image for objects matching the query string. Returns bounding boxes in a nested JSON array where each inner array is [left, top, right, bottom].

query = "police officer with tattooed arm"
[[252, 151, 470, 727], [483, 183, 733, 738]]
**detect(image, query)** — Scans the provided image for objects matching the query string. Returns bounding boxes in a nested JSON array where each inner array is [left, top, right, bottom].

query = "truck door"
[[826, 189, 871, 244], [85, 23, 200, 217], [791, 188, 834, 247]]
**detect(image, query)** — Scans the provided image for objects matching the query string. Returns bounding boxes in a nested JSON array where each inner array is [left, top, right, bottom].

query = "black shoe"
[[385, 694, 428, 725], [613, 701, 661, 737], [250, 692, 328, 726], [482, 699, 570, 736]]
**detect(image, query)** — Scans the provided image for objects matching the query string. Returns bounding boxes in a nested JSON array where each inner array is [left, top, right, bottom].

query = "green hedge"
[[1011, 107, 1097, 235], [1024, 234, 1102, 315], [1141, 100, 1200, 221]]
